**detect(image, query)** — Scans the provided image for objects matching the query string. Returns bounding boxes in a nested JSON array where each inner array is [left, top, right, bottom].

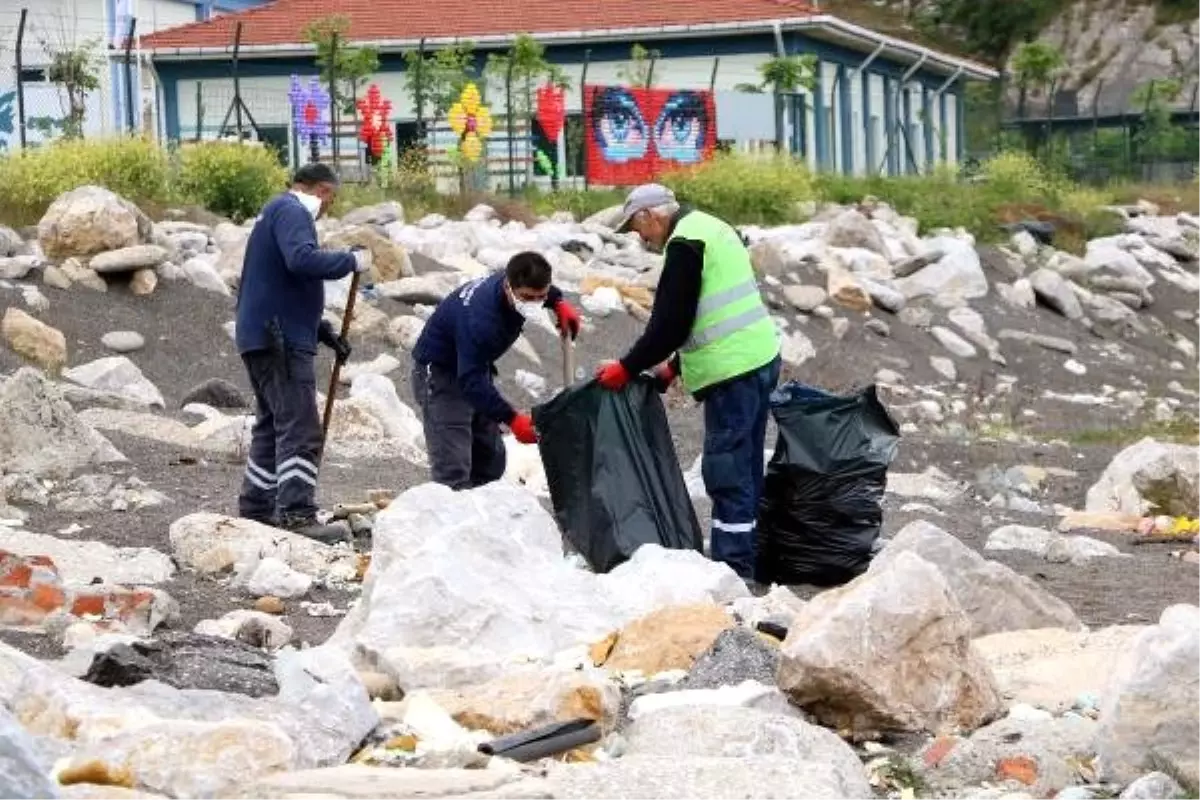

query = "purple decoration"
[[288, 75, 331, 145]]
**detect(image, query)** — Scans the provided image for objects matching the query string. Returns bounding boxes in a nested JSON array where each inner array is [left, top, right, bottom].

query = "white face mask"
[[507, 284, 544, 320], [291, 190, 322, 219]]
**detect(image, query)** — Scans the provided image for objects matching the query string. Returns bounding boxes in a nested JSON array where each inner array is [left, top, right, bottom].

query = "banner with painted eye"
[[584, 85, 717, 185]]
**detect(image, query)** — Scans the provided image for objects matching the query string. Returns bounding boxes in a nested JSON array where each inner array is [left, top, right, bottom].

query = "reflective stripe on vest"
[[683, 300, 771, 352]]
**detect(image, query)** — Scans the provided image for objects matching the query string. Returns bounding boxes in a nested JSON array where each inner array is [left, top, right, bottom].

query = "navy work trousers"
[[410, 362, 507, 491], [702, 355, 781, 580], [238, 348, 323, 525]]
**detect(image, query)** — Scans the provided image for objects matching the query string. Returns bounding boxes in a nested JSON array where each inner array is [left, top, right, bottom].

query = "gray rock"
[[1098, 605, 1199, 785], [0, 706, 58, 799], [83, 631, 278, 697], [930, 356, 957, 380], [342, 201, 404, 228], [180, 377, 247, 409], [0, 225, 24, 257], [998, 278, 1037, 309], [1119, 771, 1187, 799], [931, 326, 978, 358], [680, 627, 780, 691], [865, 318, 891, 337], [998, 329, 1078, 355], [100, 330, 145, 353], [824, 208, 888, 256], [88, 244, 169, 274], [893, 249, 944, 278], [919, 711, 1100, 797], [899, 305, 934, 329], [871, 520, 1083, 637], [1089, 273, 1148, 294], [0, 256, 42, 280], [1044, 534, 1123, 564], [977, 244, 1026, 279], [1030, 268, 1085, 319], [782, 284, 827, 312], [550, 755, 871, 799], [862, 277, 907, 312], [377, 273, 463, 305], [244, 765, 548, 799]]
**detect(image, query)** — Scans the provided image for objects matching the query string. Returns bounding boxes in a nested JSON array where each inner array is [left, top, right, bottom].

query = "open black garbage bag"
[[533, 377, 702, 573], [756, 382, 900, 586]]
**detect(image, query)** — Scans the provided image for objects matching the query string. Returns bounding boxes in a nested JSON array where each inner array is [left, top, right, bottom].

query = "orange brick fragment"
[[29, 582, 65, 612], [995, 755, 1039, 785], [70, 593, 107, 617], [923, 736, 959, 768]]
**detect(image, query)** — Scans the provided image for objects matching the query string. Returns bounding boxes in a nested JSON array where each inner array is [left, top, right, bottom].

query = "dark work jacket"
[[235, 192, 356, 355], [412, 271, 562, 424]]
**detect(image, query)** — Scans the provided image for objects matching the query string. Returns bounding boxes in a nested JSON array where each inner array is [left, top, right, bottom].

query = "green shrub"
[[174, 141, 289, 222], [661, 155, 816, 225], [0, 137, 171, 225]]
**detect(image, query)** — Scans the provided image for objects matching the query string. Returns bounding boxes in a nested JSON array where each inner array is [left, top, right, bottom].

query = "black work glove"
[[318, 320, 352, 364]]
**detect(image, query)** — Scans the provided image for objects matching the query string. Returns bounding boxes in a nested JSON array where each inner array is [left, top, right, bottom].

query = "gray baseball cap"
[[614, 183, 676, 233]]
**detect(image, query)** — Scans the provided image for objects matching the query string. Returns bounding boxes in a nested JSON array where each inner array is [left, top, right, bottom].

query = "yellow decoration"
[[447, 82, 492, 163]]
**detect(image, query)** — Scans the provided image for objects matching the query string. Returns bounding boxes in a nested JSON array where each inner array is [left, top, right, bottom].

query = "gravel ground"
[[1, 249, 1196, 660]]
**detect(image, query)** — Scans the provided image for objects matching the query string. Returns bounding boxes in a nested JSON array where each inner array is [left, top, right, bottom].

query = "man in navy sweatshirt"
[[411, 251, 581, 490], [235, 163, 372, 542]]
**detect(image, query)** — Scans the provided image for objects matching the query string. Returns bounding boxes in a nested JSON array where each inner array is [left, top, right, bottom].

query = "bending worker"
[[595, 184, 780, 580], [411, 252, 581, 489], [235, 163, 372, 543]]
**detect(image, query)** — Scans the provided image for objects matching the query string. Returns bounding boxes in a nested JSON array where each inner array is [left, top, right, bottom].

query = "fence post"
[[646, 55, 657, 88], [15, 7, 27, 149], [709, 57, 720, 92], [232, 22, 244, 139], [506, 57, 515, 196], [195, 82, 203, 141], [579, 50, 590, 189], [124, 17, 137, 134], [329, 30, 339, 165], [414, 38, 426, 151]]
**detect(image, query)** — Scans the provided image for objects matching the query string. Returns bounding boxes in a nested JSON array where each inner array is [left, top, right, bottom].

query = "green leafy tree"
[[1132, 78, 1189, 160], [484, 34, 569, 118], [757, 54, 817, 152], [927, 0, 1065, 65], [617, 44, 661, 88], [403, 42, 477, 124], [45, 43, 101, 139], [1011, 41, 1065, 97], [303, 15, 380, 117]]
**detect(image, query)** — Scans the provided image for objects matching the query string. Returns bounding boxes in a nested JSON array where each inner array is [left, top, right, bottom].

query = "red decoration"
[[536, 84, 566, 143], [356, 84, 393, 158], [584, 85, 717, 186]]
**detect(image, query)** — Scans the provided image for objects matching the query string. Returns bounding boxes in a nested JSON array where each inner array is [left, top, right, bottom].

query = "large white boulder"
[[0, 368, 125, 478], [37, 185, 148, 259], [779, 550, 1003, 734], [63, 356, 165, 409], [871, 520, 1082, 636], [0, 706, 59, 799], [895, 236, 988, 303], [1085, 437, 1199, 517], [1096, 604, 1199, 784], [333, 482, 746, 689]]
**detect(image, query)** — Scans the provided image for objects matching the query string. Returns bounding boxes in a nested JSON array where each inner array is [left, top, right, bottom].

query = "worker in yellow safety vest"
[[595, 184, 781, 581]]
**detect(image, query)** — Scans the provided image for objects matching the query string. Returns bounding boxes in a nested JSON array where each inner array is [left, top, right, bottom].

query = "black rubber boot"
[[280, 516, 351, 545]]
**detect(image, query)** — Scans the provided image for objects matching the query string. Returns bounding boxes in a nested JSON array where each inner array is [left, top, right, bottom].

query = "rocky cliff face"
[[1025, 0, 1198, 114]]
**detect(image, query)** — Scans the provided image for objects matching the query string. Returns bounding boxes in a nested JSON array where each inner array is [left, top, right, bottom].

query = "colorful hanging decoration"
[[356, 84, 393, 159], [448, 83, 493, 163], [288, 75, 331, 162], [536, 83, 566, 143]]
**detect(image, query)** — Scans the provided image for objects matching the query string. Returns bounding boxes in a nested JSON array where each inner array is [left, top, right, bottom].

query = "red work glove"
[[510, 413, 538, 445], [552, 299, 581, 340], [595, 360, 631, 391], [652, 362, 676, 393]]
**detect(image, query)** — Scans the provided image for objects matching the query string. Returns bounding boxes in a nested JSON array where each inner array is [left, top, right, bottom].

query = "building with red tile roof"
[[142, 0, 995, 179]]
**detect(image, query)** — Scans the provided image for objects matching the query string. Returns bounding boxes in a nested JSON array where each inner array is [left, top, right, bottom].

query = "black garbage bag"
[[533, 377, 702, 573], [756, 382, 900, 586]]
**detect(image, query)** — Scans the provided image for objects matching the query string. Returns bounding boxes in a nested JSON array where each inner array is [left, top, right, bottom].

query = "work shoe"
[[280, 516, 352, 545]]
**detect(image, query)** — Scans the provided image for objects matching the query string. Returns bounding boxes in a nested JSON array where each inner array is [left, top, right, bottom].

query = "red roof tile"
[[143, 0, 819, 51]]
